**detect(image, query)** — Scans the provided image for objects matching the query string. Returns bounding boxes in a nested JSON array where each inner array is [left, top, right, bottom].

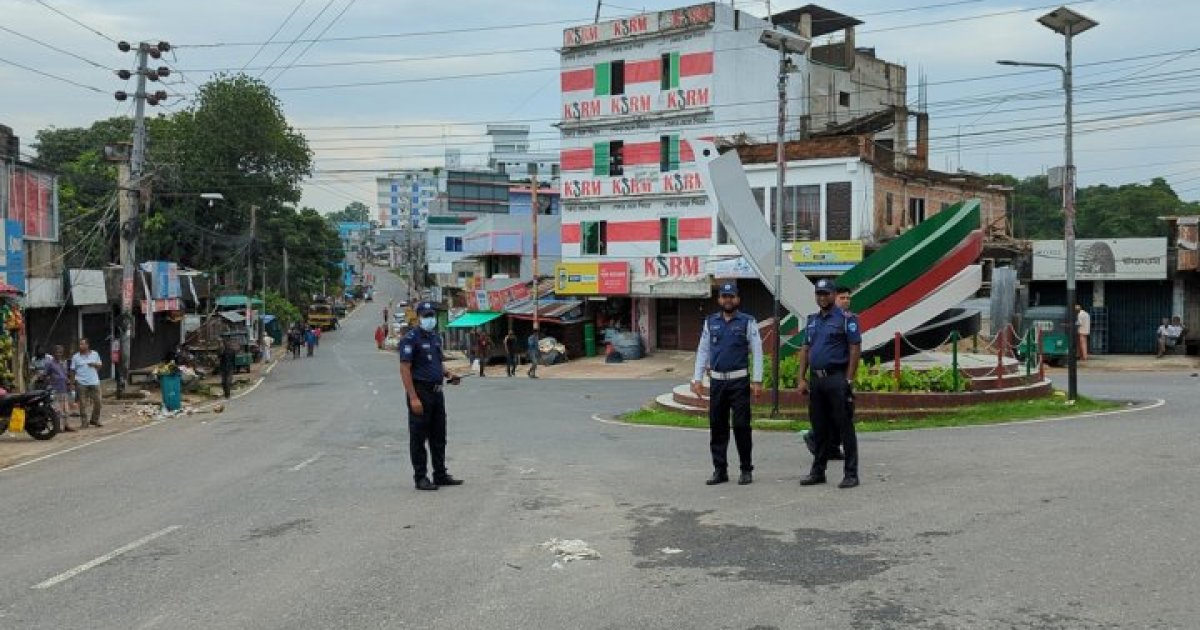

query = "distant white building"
[[376, 170, 439, 229], [486, 124, 560, 183]]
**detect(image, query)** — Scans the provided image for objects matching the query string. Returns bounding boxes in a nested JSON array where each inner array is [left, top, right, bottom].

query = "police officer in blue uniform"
[[398, 301, 464, 492], [692, 282, 764, 486], [797, 278, 862, 489]]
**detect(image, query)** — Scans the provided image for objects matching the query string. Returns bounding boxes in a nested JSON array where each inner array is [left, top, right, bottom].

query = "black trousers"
[[709, 376, 753, 472], [407, 381, 448, 482], [808, 373, 858, 477], [506, 353, 518, 376]]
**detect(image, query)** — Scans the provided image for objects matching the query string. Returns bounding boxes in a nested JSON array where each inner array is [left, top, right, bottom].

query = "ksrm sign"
[[1032, 238, 1168, 281]]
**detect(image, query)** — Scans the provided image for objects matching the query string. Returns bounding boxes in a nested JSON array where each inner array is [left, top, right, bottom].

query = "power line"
[[33, 0, 116, 43], [0, 24, 115, 70], [268, 0, 358, 86], [240, 0, 309, 72], [0, 55, 106, 93], [257, 0, 338, 80]]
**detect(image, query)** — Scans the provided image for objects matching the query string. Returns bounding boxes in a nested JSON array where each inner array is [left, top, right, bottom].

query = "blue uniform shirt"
[[804, 307, 862, 369], [399, 327, 445, 383], [693, 311, 764, 382]]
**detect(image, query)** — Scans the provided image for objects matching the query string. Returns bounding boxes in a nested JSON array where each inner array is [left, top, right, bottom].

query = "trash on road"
[[540, 538, 600, 563], [659, 547, 683, 555]]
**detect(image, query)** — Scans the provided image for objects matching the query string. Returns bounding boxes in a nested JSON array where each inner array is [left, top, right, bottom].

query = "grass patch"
[[622, 395, 1121, 433]]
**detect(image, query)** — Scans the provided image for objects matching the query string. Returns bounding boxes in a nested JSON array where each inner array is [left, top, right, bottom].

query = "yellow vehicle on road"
[[306, 302, 337, 331]]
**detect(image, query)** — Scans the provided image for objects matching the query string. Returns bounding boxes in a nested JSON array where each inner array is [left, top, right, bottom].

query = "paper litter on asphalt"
[[540, 538, 600, 562], [659, 547, 683, 554]]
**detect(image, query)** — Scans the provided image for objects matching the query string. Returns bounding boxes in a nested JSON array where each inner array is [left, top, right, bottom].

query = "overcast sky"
[[3, 0, 1199, 215]]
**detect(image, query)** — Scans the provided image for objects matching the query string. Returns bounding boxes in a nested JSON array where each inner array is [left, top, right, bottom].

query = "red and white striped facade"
[[558, 2, 798, 297]]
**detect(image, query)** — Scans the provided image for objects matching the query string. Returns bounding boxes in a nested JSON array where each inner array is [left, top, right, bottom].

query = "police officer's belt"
[[414, 381, 444, 392], [709, 368, 749, 380], [810, 367, 846, 378]]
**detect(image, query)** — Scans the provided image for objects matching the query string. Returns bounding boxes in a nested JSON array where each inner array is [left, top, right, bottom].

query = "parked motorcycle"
[[0, 389, 60, 440]]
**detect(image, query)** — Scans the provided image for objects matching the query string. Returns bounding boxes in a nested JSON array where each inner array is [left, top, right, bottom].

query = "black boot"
[[705, 470, 729, 485]]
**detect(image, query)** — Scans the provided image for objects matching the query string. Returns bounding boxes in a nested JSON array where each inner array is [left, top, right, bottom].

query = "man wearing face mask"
[[692, 281, 764, 486], [398, 301, 464, 491]]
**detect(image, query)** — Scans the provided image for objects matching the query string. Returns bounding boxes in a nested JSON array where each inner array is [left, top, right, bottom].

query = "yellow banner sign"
[[791, 241, 864, 265], [555, 261, 630, 295]]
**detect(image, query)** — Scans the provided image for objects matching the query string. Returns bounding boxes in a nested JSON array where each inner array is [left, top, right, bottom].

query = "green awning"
[[216, 295, 265, 308], [448, 311, 503, 328]]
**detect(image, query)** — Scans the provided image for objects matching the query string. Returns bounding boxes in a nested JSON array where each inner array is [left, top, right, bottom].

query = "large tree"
[[327, 201, 371, 224], [31, 74, 342, 305]]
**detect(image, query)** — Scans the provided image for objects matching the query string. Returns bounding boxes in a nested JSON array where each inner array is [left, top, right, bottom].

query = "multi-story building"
[[376, 169, 439, 229], [486, 124, 560, 183], [557, 3, 907, 350]]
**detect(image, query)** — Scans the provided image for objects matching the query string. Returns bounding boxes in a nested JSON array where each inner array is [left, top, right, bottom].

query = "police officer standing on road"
[[797, 279, 862, 489], [398, 301, 465, 492], [692, 282, 764, 486], [804, 286, 853, 461]]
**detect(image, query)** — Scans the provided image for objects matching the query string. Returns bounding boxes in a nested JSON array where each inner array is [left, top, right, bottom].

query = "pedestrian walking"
[[797, 279, 862, 489], [398, 301, 465, 492], [261, 333, 273, 363], [375, 324, 387, 350], [289, 327, 302, 359], [474, 329, 491, 377], [46, 345, 74, 432], [691, 281, 764, 486], [219, 338, 238, 399], [305, 327, 317, 357], [503, 330, 519, 377], [1075, 304, 1090, 362], [526, 330, 540, 378], [69, 338, 104, 428], [313, 325, 322, 347]]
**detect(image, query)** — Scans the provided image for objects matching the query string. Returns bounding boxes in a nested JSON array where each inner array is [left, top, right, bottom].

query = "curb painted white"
[[591, 397, 1167, 435]]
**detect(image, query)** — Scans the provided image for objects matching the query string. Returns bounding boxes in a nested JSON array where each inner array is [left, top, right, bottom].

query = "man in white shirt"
[[1158, 316, 1185, 358], [70, 338, 104, 428], [1074, 304, 1091, 362]]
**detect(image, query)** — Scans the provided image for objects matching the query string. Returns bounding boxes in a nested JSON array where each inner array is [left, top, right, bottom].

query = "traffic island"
[[643, 351, 1110, 430], [624, 395, 1121, 433]]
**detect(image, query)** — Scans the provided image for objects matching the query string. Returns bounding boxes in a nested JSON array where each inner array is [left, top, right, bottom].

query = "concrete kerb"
[[592, 397, 1166, 434], [1, 359, 282, 474]]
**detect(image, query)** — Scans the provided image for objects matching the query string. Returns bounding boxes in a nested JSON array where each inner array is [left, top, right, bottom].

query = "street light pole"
[[997, 7, 1096, 402], [771, 45, 787, 418], [758, 28, 809, 417]]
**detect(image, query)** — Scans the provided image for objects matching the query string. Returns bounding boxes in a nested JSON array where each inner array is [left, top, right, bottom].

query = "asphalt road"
[[1, 268, 1197, 629]]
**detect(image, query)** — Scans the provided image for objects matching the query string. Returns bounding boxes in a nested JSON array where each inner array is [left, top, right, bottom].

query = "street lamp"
[[759, 27, 810, 417], [997, 6, 1097, 402]]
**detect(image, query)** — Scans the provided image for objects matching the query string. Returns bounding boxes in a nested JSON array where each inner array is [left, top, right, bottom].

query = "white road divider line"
[[290, 452, 323, 471], [32, 525, 181, 590]]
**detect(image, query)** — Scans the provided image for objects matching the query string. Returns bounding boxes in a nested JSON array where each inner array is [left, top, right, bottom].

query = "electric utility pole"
[[530, 163, 540, 335], [111, 39, 170, 395]]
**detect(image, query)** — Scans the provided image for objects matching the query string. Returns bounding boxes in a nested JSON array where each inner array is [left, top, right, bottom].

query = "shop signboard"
[[791, 240, 864, 272], [555, 261, 630, 295], [1177, 217, 1198, 272], [1, 220, 26, 293], [1032, 238, 1168, 281], [706, 256, 757, 279], [561, 2, 714, 49]]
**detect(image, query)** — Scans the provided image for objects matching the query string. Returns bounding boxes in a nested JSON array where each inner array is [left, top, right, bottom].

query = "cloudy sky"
[[3, 0, 1199, 215]]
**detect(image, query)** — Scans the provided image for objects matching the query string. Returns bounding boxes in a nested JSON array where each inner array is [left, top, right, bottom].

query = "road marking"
[[0, 421, 162, 474], [32, 525, 181, 590], [290, 452, 323, 471]]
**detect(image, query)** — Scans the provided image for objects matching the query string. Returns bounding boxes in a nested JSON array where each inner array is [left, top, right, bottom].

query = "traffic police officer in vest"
[[691, 281, 764, 486], [797, 278, 862, 489], [398, 301, 465, 492]]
